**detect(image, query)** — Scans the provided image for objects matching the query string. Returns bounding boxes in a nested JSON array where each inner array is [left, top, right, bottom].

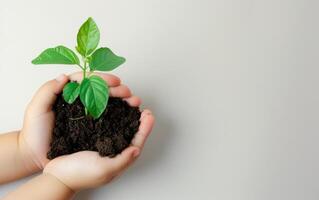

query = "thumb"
[[28, 74, 69, 116]]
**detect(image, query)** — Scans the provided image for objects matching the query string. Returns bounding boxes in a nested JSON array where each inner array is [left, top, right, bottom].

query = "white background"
[[1, 0, 319, 199]]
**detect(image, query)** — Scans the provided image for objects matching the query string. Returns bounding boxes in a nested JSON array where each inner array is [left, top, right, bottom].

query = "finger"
[[131, 109, 155, 149], [109, 85, 132, 98], [123, 96, 142, 107], [69, 71, 121, 87], [105, 146, 140, 174], [28, 74, 69, 115]]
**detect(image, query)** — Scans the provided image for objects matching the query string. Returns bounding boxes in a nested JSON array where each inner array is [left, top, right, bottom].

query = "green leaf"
[[63, 82, 81, 104], [32, 46, 80, 65], [76, 17, 100, 56], [89, 47, 125, 71], [80, 75, 109, 119]]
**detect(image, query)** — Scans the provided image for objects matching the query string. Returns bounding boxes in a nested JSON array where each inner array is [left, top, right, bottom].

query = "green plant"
[[32, 17, 125, 119]]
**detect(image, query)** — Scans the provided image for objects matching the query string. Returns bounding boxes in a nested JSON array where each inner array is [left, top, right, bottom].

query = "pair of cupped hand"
[[20, 72, 155, 191]]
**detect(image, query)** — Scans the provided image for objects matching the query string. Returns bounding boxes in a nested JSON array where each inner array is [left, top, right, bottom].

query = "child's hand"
[[20, 72, 138, 170], [43, 109, 154, 191]]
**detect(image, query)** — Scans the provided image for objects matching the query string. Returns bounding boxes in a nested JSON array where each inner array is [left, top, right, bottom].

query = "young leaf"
[[76, 17, 100, 56], [63, 82, 81, 104], [32, 46, 80, 65], [89, 47, 125, 71], [80, 75, 109, 119]]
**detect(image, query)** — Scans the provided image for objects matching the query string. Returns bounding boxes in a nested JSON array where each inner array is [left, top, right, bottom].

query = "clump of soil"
[[47, 94, 141, 160]]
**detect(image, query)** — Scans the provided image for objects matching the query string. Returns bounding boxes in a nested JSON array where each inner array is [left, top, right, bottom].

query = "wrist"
[[42, 173, 76, 196], [3, 173, 75, 200], [17, 131, 42, 173]]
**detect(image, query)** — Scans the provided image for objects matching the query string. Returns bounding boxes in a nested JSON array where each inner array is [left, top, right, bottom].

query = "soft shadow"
[[74, 189, 94, 200], [131, 92, 175, 172]]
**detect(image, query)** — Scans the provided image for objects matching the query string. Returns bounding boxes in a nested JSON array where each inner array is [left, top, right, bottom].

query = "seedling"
[[32, 17, 125, 119]]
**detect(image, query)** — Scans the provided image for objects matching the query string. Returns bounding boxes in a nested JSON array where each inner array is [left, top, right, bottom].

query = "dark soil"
[[47, 94, 141, 160]]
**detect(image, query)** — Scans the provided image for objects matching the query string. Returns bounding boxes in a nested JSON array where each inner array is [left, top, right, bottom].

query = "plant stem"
[[76, 64, 84, 70], [81, 56, 89, 117], [83, 58, 88, 79]]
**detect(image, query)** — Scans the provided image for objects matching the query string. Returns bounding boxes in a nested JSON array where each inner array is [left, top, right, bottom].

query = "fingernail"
[[133, 149, 140, 158], [56, 74, 65, 82]]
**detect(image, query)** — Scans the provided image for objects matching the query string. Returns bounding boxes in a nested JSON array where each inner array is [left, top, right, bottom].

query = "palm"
[[21, 72, 143, 169], [22, 111, 54, 168], [44, 109, 155, 190], [45, 151, 116, 189]]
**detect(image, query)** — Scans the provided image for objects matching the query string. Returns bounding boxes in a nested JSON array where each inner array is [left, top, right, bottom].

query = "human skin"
[[0, 72, 155, 199], [3, 174, 74, 200]]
